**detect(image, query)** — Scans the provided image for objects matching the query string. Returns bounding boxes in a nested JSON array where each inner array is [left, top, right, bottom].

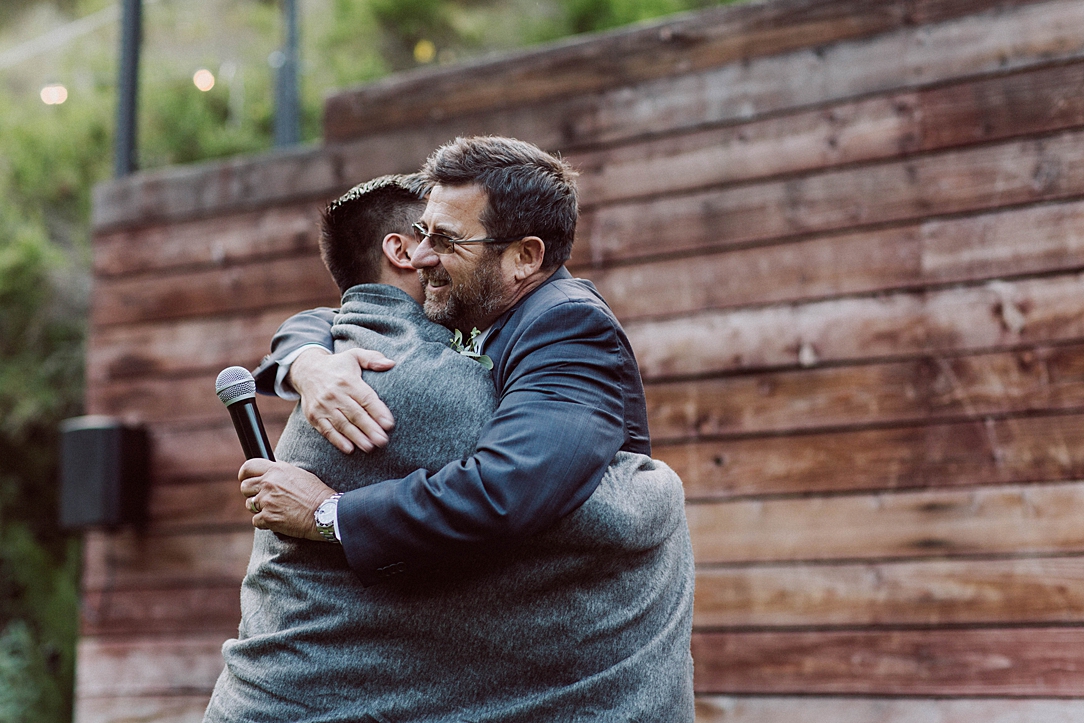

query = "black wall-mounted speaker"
[[59, 416, 149, 530]]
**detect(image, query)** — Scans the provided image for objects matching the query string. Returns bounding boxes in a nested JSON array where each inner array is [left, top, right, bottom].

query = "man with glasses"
[[244, 136, 694, 717]]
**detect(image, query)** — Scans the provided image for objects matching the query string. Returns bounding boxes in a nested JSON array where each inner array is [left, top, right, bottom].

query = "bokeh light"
[[414, 39, 436, 64], [193, 68, 215, 91], [40, 84, 68, 105]]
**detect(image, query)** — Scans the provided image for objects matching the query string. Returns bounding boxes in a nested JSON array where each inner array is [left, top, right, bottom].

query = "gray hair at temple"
[[421, 136, 578, 271], [320, 173, 429, 293]]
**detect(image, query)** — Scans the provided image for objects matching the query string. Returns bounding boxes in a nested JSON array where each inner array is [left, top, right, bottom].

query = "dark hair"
[[320, 173, 428, 293], [421, 136, 578, 270]]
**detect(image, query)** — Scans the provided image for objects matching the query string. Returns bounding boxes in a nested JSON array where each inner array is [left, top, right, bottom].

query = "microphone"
[[215, 366, 275, 461]]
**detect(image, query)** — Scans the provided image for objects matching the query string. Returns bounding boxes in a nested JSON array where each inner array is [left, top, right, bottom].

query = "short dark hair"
[[320, 174, 428, 293], [421, 136, 578, 270]]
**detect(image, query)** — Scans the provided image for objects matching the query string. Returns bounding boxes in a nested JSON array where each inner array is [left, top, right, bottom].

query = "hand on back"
[[289, 347, 397, 454]]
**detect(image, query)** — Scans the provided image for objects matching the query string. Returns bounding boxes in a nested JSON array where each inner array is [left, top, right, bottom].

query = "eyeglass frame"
[[411, 222, 523, 255]]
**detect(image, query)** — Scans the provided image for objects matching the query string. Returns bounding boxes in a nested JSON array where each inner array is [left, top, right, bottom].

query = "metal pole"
[[274, 0, 299, 147], [114, 0, 141, 177]]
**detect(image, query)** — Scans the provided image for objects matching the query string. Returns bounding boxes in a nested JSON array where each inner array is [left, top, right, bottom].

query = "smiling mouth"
[[420, 268, 451, 289]]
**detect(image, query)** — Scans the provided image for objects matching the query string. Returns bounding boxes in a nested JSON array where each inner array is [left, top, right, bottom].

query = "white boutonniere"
[[450, 328, 493, 370]]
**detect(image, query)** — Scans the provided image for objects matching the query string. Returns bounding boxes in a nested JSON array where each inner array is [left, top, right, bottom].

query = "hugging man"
[[220, 137, 695, 721]]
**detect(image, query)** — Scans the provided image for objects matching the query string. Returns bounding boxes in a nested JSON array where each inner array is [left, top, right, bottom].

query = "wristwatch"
[[314, 493, 343, 544]]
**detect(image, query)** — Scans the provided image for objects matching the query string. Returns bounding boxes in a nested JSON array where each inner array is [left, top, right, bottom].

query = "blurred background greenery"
[[0, 0, 736, 719]]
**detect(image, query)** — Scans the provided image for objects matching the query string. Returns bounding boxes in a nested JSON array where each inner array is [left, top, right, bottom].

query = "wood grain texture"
[[86, 309, 293, 385], [694, 696, 1084, 723], [323, 0, 914, 141], [573, 59, 1084, 209], [646, 345, 1084, 440], [81, 584, 241, 637], [686, 480, 1084, 564], [628, 273, 1084, 379], [93, 201, 323, 278], [694, 557, 1084, 628], [85, 373, 296, 423], [585, 199, 1084, 320], [149, 479, 254, 530], [152, 419, 288, 484], [585, 128, 1084, 265], [75, 694, 212, 723], [691, 627, 1084, 695], [75, 635, 226, 697], [659, 414, 1084, 500], [82, 529, 253, 592], [90, 253, 339, 328]]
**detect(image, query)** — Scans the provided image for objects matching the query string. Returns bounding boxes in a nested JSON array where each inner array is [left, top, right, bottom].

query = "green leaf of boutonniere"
[[450, 328, 493, 370]]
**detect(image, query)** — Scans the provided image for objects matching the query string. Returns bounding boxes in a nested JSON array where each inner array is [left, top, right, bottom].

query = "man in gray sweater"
[[205, 173, 694, 721]]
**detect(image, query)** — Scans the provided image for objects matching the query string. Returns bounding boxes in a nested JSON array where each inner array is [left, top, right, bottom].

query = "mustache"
[[419, 267, 450, 285]]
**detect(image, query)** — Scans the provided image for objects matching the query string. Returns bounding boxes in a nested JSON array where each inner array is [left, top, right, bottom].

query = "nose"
[[411, 237, 440, 268]]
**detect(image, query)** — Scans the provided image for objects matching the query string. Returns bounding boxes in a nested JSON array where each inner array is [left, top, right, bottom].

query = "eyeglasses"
[[411, 222, 522, 255]]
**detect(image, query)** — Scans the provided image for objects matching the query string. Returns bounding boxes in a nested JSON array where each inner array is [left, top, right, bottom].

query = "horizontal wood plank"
[[660, 414, 1084, 500], [85, 373, 297, 423], [695, 556, 1084, 628], [93, 201, 322, 278], [694, 696, 1084, 722], [75, 694, 212, 723], [149, 479, 253, 530], [576, 0, 1084, 147], [76, 635, 226, 698], [647, 344, 1084, 441], [90, 253, 339, 328], [586, 127, 1084, 265], [628, 273, 1084, 379], [81, 584, 240, 637], [686, 480, 1084, 564], [86, 309, 295, 385], [82, 530, 253, 592], [586, 198, 1084, 320], [692, 627, 1084, 695], [152, 419, 288, 484], [323, 0, 915, 142], [573, 59, 1084, 210], [95, 129, 1084, 327]]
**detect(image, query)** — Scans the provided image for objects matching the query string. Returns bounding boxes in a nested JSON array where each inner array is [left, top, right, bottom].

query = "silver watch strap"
[[315, 493, 343, 544]]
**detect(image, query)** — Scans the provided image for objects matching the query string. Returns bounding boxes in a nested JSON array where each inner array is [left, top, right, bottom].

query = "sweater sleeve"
[[252, 307, 337, 396]]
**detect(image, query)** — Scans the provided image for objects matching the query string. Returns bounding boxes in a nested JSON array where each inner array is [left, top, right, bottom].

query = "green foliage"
[[139, 77, 274, 168], [449, 328, 493, 369], [0, 77, 108, 723]]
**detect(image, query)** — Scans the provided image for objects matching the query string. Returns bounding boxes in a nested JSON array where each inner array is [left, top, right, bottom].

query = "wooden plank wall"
[[80, 0, 1084, 719]]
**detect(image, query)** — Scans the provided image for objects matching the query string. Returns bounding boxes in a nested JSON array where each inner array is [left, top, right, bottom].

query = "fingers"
[[348, 348, 396, 372]]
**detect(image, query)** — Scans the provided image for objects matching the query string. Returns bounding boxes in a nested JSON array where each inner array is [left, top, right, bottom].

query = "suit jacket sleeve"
[[252, 307, 337, 395], [337, 298, 628, 585]]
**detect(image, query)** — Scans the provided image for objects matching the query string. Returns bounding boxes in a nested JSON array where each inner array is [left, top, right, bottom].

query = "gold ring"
[[247, 498, 261, 514]]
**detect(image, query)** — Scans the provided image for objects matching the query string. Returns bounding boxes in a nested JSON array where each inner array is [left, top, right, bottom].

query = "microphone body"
[[215, 367, 276, 461]]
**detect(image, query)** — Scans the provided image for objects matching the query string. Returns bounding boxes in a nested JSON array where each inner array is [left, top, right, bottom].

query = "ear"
[[382, 233, 415, 270], [510, 236, 546, 281]]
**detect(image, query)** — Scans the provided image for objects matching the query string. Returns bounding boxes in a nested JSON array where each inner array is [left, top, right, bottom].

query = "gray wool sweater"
[[204, 285, 694, 723]]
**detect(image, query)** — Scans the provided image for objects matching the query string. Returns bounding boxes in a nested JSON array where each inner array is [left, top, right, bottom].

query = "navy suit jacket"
[[253, 267, 650, 585]]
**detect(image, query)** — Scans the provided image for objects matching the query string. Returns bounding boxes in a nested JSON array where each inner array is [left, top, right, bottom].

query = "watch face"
[[316, 499, 336, 527]]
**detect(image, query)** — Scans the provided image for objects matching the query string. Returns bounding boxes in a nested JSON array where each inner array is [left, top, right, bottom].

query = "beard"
[[419, 254, 507, 332]]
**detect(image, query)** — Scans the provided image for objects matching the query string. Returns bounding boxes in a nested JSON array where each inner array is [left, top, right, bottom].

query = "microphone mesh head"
[[215, 366, 256, 406]]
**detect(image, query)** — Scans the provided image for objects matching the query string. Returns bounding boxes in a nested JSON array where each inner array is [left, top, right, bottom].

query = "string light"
[[193, 68, 215, 91], [40, 84, 68, 104]]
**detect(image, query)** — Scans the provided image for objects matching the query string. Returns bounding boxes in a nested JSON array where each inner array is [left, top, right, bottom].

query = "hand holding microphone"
[[216, 366, 335, 539]]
